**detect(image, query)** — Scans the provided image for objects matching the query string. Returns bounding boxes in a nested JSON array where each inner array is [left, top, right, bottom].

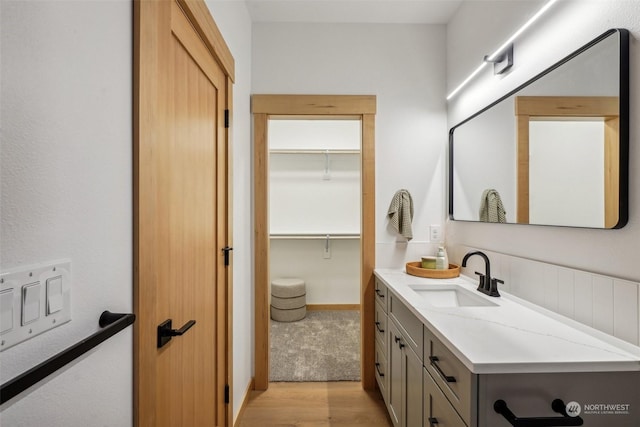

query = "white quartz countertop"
[[374, 268, 640, 374]]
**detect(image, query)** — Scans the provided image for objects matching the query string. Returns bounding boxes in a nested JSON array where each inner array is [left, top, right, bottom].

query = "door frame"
[[515, 96, 619, 227], [133, 0, 235, 425], [252, 95, 377, 390]]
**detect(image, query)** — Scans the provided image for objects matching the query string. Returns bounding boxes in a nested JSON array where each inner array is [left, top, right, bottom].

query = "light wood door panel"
[[135, 0, 232, 425]]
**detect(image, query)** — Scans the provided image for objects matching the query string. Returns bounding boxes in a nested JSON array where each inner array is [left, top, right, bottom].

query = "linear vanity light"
[[446, 0, 558, 100]]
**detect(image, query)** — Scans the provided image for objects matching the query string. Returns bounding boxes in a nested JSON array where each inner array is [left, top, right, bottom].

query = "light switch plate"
[[1, 260, 71, 351], [429, 225, 442, 242]]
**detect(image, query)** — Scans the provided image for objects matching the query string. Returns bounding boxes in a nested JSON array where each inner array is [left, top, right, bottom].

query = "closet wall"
[[269, 119, 361, 305]]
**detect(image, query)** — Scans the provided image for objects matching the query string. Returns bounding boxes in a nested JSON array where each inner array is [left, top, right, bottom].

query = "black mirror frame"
[[448, 28, 629, 229]]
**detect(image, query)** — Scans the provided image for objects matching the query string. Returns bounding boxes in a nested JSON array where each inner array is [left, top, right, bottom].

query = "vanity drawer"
[[424, 368, 467, 427], [424, 326, 475, 426], [375, 301, 387, 352], [375, 278, 388, 312], [389, 293, 423, 360], [375, 340, 388, 403]]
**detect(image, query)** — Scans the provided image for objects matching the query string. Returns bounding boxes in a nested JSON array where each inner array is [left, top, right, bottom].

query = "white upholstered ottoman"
[[270, 278, 306, 322]]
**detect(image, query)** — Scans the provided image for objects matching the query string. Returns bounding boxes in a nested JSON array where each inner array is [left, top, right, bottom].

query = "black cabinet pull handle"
[[375, 289, 385, 298], [429, 356, 456, 383], [429, 417, 439, 426], [375, 362, 384, 377], [494, 399, 584, 427], [375, 321, 385, 333], [157, 319, 196, 348]]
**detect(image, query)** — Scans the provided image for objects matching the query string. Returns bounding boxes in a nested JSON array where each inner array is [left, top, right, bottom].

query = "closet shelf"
[[270, 233, 360, 240], [269, 149, 360, 155]]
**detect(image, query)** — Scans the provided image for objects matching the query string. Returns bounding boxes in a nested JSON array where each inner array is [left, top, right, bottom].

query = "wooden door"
[[134, 1, 234, 426]]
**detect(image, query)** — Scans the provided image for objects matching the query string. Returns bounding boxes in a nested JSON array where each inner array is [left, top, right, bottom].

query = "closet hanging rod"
[[270, 233, 360, 240], [269, 149, 360, 155]]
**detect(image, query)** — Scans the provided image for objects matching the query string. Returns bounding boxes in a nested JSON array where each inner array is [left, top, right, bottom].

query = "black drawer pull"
[[494, 399, 584, 426], [429, 356, 456, 383], [394, 335, 405, 348], [375, 321, 385, 333], [428, 417, 439, 426], [375, 362, 384, 377], [375, 289, 385, 298]]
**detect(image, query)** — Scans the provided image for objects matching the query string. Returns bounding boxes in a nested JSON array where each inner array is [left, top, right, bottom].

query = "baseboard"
[[307, 304, 360, 311], [233, 377, 255, 427]]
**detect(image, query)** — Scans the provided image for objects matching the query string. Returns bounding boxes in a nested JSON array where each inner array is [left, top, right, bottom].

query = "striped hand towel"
[[387, 189, 414, 240]]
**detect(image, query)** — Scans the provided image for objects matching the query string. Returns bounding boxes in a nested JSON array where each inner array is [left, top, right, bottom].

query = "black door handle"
[[157, 319, 196, 348]]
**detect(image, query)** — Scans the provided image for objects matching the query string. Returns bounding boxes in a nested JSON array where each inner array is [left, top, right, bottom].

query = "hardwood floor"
[[235, 382, 393, 427]]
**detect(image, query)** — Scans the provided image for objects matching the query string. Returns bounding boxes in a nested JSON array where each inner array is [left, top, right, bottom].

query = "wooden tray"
[[405, 262, 460, 279]]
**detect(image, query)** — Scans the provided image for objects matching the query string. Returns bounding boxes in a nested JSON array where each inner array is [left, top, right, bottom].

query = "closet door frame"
[[252, 94, 377, 390]]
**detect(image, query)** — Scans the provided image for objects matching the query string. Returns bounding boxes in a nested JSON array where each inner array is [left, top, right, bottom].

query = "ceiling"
[[245, 0, 464, 24]]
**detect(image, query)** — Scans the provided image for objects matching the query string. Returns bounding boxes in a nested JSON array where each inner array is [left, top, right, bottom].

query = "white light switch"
[[22, 282, 41, 325], [46, 276, 63, 315], [1, 289, 14, 334], [1, 260, 71, 351]]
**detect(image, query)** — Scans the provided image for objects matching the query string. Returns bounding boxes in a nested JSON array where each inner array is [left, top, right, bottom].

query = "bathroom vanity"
[[374, 269, 640, 427]]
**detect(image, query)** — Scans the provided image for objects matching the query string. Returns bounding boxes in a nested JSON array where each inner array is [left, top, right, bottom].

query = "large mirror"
[[449, 29, 629, 228]]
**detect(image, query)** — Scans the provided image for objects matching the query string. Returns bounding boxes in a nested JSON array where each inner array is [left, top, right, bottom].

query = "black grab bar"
[[1, 311, 135, 404]]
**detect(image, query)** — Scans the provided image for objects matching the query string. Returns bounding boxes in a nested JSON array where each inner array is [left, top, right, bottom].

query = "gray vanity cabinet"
[[374, 281, 389, 402], [424, 368, 467, 427], [424, 327, 477, 426], [387, 292, 424, 427]]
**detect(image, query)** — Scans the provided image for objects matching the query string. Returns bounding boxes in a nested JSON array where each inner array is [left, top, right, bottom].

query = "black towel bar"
[[1, 311, 135, 404]]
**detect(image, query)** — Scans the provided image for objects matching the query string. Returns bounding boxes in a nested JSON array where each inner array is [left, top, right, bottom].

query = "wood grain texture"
[[135, 1, 232, 425], [176, 0, 235, 81], [604, 117, 620, 228], [514, 96, 619, 117], [253, 113, 270, 391], [235, 382, 392, 427], [361, 113, 376, 391], [516, 115, 530, 224], [252, 95, 377, 115]]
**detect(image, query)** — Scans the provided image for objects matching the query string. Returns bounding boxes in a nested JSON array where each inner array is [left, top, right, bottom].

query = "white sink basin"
[[408, 284, 498, 308]]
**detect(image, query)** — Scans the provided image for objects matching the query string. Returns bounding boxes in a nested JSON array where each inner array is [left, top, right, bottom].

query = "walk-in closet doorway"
[[253, 95, 377, 391]]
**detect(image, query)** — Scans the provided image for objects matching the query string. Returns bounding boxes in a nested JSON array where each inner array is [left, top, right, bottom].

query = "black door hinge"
[[224, 109, 230, 129], [224, 384, 230, 404], [222, 246, 233, 266]]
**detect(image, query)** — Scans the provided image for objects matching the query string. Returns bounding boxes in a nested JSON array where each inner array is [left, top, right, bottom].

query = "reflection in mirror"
[[449, 29, 629, 228]]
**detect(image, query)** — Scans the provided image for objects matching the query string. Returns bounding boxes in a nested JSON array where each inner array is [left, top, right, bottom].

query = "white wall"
[[0, 1, 132, 426], [252, 22, 449, 267], [446, 0, 640, 282], [203, 0, 254, 423]]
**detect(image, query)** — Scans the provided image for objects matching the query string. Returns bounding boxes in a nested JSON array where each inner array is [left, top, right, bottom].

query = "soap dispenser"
[[435, 246, 447, 270]]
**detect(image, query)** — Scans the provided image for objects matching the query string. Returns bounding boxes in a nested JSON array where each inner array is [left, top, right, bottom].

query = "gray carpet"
[[270, 310, 361, 382]]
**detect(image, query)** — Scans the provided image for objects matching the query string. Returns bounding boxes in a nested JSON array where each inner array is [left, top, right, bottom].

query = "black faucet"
[[461, 251, 502, 297]]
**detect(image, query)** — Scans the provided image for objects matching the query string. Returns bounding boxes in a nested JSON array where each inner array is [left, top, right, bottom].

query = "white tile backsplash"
[[557, 268, 575, 319], [452, 245, 640, 347], [573, 271, 593, 327], [592, 276, 614, 335], [613, 280, 639, 345]]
